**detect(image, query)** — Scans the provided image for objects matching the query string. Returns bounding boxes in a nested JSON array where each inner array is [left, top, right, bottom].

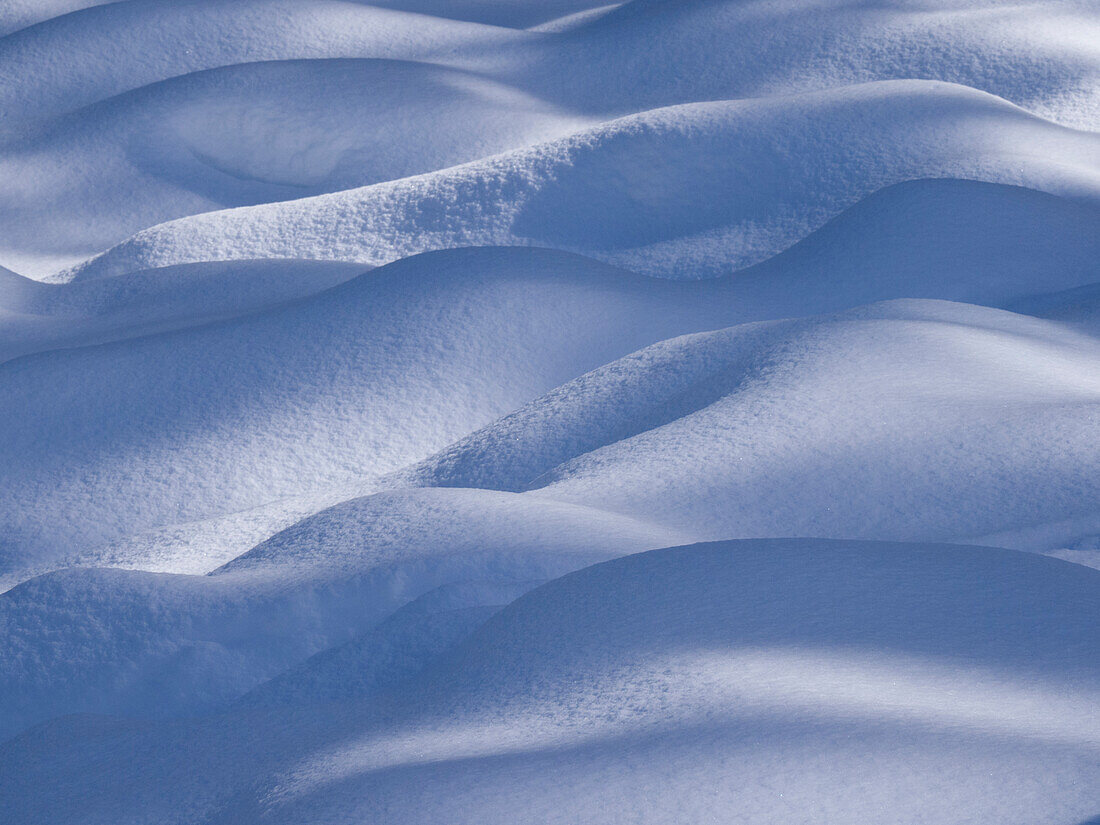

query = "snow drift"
[[61, 80, 1100, 282], [3, 539, 1099, 825], [2, 1, 1099, 822]]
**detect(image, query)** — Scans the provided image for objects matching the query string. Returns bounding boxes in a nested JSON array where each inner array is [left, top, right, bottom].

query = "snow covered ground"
[[1, 2, 1098, 823]]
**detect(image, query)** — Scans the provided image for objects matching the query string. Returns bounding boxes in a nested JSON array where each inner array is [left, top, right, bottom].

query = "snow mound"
[[366, 0, 615, 29], [430, 539, 1100, 702], [0, 258, 365, 363], [10, 178, 1097, 364], [9, 174, 1096, 579], [8, 0, 1097, 128], [0, 1, 116, 37], [66, 81, 1100, 282], [0, 263, 50, 315], [405, 300, 1100, 549], [0, 247, 736, 583], [532, 301, 1100, 547], [0, 59, 585, 273], [1008, 281, 1100, 336], [318, 540, 1099, 825], [0, 486, 681, 739], [3, 2, 1099, 820], [3, 539, 1099, 825], [731, 178, 1100, 315], [8, 234, 1096, 584], [0, 0, 524, 128], [8, 0, 1099, 277], [235, 580, 533, 709], [527, 0, 1100, 128]]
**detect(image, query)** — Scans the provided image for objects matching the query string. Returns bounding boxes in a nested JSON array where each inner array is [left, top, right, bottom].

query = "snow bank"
[[404, 299, 1100, 549], [0, 59, 585, 271], [0, 0, 523, 127], [0, 247, 730, 581], [66, 81, 1100, 282], [0, 486, 681, 739], [4, 539, 1098, 824], [531, 300, 1100, 545], [2, 2, 1098, 821]]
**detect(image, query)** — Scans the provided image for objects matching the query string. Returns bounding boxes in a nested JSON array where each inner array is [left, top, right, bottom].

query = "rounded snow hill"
[[7, 0, 1099, 276], [0, 486, 683, 740], [5, 175, 1095, 582], [0, 264, 50, 315], [0, 259, 365, 364], [288, 539, 1099, 825], [235, 579, 535, 710], [6, 0, 1098, 128], [429, 539, 1100, 702], [728, 178, 1100, 315], [3, 539, 1099, 825], [7, 243, 1097, 585], [64, 80, 1100, 283], [1010, 281, 1100, 337], [0, 1, 113, 37], [0, 0, 526, 128], [365, 0, 614, 28], [7, 177, 1095, 364], [0, 59, 586, 272], [0, 247, 742, 580], [531, 301, 1100, 547], [406, 299, 1100, 550], [6, 177, 1096, 366], [11, 0, 1096, 128], [525, 0, 1100, 128]]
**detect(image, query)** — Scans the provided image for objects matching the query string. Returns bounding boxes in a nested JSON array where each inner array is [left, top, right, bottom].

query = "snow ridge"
[[1, 2, 1099, 823]]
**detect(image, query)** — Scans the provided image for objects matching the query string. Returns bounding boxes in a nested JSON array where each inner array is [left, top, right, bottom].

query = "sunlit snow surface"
[[1, 2, 1099, 823]]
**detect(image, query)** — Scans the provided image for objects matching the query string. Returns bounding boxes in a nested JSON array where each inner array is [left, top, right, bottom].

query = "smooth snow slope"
[[0, 1, 116, 37], [4, 294, 1097, 733], [3, 539, 1099, 825], [365, 0, 614, 28], [64, 81, 1100, 283], [2, 0, 1099, 821], [0, 0, 525, 127], [0, 247, 743, 581], [0, 59, 585, 269], [0, 1, 537, 274], [7, 238, 1098, 585], [9, 176, 1100, 360], [522, 0, 1100, 127], [0, 258, 366, 364], [12, 176, 1098, 366], [529, 300, 1100, 547], [401, 300, 1100, 551], [5, 175, 1095, 586], [5, 0, 1099, 276], [0, 487, 684, 739], [728, 178, 1100, 314]]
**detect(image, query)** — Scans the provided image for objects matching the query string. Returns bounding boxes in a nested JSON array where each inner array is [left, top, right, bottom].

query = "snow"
[[3, 540, 1099, 824], [58, 80, 1100, 283], [0, 247, 749, 582], [0, 59, 586, 274], [1, 0, 1099, 822], [0, 486, 682, 739], [527, 300, 1100, 546]]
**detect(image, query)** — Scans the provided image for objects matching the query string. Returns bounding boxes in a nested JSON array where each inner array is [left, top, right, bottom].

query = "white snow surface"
[[3, 539, 1100, 824], [1, 1, 1099, 823]]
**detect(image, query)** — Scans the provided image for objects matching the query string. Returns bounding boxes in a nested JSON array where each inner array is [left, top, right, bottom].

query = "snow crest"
[[1, 2, 1099, 823]]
